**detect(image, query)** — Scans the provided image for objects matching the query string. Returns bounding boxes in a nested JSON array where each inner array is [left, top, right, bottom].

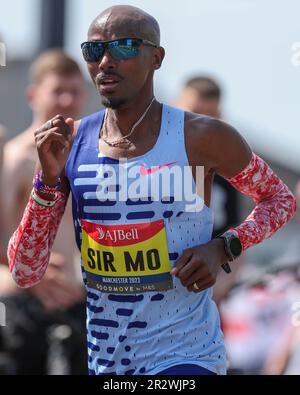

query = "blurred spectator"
[[0, 49, 88, 374], [0, 125, 6, 263], [220, 181, 300, 374], [174, 76, 242, 304], [0, 125, 5, 169], [221, 268, 300, 375], [296, 180, 300, 219]]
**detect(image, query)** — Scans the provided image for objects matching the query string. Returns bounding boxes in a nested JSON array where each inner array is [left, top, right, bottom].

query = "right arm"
[[8, 192, 67, 287], [7, 115, 76, 287]]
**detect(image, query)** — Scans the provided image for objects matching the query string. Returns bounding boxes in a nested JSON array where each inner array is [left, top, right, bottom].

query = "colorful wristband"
[[33, 171, 61, 196], [31, 188, 56, 208]]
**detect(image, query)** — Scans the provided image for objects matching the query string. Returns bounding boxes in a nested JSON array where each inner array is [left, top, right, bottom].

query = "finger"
[[177, 258, 201, 281], [36, 131, 70, 149], [171, 248, 193, 276], [52, 117, 70, 138], [183, 265, 211, 287], [187, 278, 215, 293], [35, 128, 68, 142], [41, 116, 59, 132], [52, 116, 74, 140], [65, 118, 75, 139]]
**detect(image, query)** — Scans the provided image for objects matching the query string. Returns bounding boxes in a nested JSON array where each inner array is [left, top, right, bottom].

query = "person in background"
[[0, 49, 88, 374], [296, 181, 300, 219]]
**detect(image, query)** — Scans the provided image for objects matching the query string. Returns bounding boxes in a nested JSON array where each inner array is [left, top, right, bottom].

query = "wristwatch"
[[216, 232, 242, 273]]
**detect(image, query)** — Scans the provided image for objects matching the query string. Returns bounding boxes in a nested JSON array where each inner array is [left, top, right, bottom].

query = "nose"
[[98, 49, 117, 71], [59, 92, 74, 108]]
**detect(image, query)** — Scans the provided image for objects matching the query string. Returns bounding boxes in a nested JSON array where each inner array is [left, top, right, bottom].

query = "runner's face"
[[86, 24, 156, 109]]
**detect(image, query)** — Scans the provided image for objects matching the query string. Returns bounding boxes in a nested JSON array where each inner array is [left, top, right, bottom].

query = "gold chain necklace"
[[101, 97, 156, 147]]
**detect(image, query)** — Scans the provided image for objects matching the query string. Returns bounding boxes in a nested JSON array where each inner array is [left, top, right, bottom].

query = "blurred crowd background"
[[0, 0, 300, 375]]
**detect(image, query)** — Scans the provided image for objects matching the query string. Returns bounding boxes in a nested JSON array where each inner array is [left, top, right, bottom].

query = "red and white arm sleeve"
[[225, 153, 296, 251], [7, 192, 67, 288]]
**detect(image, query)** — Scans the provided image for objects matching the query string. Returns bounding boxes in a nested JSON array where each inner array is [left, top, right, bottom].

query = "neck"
[[106, 94, 156, 137]]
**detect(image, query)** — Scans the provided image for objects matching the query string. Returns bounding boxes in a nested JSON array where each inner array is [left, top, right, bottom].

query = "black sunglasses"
[[81, 38, 157, 63]]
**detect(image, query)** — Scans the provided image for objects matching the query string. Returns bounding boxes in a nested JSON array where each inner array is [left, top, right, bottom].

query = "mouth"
[[97, 76, 122, 93]]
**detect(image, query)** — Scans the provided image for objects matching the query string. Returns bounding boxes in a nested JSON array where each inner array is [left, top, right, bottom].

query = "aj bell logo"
[[97, 227, 139, 243], [0, 42, 6, 67]]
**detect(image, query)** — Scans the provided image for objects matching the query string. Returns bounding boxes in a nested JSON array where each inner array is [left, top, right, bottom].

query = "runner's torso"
[[66, 104, 226, 375]]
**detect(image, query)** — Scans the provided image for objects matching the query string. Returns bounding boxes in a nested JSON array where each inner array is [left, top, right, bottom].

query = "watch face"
[[229, 237, 242, 257]]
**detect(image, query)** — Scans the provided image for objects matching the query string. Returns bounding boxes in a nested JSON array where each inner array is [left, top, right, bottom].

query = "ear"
[[152, 46, 165, 70]]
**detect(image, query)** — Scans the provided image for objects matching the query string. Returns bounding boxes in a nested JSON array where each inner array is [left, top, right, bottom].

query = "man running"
[[8, 5, 296, 375]]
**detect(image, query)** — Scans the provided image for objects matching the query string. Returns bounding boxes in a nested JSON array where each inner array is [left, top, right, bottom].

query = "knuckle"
[[52, 126, 61, 134], [55, 115, 65, 122]]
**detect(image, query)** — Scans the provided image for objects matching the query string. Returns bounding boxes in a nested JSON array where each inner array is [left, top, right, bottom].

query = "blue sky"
[[1, 0, 300, 171]]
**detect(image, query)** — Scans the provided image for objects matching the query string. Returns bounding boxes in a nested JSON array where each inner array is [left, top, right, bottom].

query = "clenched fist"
[[171, 238, 228, 293], [34, 115, 74, 185]]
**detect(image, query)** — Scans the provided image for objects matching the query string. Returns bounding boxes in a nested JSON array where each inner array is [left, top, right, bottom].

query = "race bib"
[[80, 220, 173, 294]]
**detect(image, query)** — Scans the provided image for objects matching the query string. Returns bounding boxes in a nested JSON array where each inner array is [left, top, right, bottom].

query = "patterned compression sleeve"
[[7, 192, 67, 288], [226, 153, 296, 251]]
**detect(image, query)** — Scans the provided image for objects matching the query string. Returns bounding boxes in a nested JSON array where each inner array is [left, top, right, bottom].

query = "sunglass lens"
[[82, 42, 104, 62], [109, 39, 139, 60]]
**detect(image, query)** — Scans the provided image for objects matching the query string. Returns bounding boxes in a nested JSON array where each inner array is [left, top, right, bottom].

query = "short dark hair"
[[185, 76, 221, 101], [30, 49, 83, 84]]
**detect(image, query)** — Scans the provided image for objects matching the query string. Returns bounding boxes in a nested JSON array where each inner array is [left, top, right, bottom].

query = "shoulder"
[[184, 112, 252, 178], [2, 134, 36, 188], [4, 131, 35, 165], [185, 112, 243, 145]]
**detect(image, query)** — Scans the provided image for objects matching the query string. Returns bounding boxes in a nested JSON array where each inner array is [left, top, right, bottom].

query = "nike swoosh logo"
[[140, 162, 178, 176]]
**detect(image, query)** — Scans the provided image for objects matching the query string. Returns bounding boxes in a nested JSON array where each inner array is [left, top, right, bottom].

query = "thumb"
[[65, 118, 75, 138]]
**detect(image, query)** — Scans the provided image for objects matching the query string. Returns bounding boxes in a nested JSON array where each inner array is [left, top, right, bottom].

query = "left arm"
[[225, 152, 296, 251], [172, 118, 296, 292]]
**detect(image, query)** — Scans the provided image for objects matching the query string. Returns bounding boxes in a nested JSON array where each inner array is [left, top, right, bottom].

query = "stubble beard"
[[101, 95, 127, 110]]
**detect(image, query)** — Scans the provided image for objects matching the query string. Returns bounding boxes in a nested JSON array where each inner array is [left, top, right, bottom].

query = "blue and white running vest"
[[66, 104, 226, 375]]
